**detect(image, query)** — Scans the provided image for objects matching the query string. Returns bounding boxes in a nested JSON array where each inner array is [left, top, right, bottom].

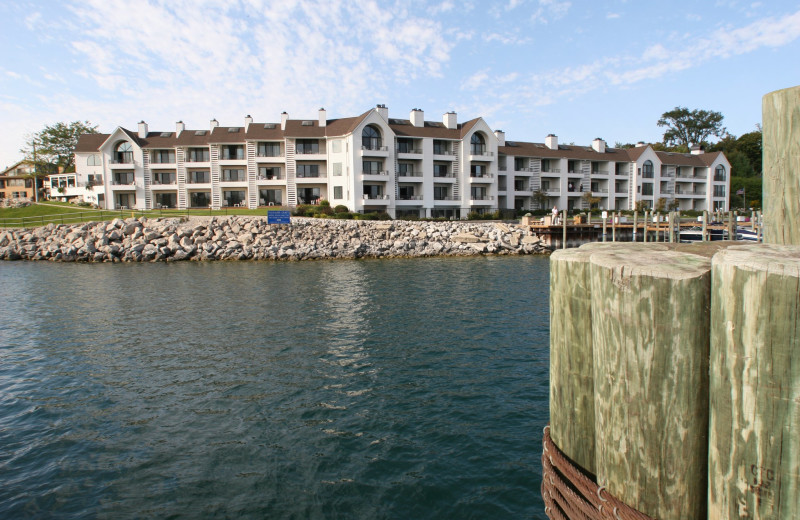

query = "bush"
[[334, 205, 349, 213], [319, 199, 331, 207], [293, 205, 312, 216], [333, 212, 353, 219]]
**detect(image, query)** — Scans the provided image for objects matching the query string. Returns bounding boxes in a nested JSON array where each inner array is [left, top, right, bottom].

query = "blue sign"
[[268, 210, 291, 224]]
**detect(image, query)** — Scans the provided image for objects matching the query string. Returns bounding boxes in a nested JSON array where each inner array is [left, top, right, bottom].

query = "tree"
[[657, 107, 726, 148], [532, 189, 549, 210], [581, 191, 601, 210], [654, 197, 667, 212], [20, 121, 98, 173]]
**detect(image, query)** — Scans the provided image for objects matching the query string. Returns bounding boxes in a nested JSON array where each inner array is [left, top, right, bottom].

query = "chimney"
[[210, 118, 219, 131], [494, 129, 505, 147], [280, 111, 288, 130], [318, 108, 327, 127], [690, 144, 703, 155], [376, 104, 388, 121], [545, 134, 558, 150], [138, 120, 148, 138], [443, 111, 457, 129], [244, 114, 253, 131], [592, 138, 606, 153], [410, 108, 424, 128], [176, 120, 185, 136]]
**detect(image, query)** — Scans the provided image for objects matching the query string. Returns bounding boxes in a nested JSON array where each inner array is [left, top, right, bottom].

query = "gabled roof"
[[324, 111, 370, 137], [141, 131, 178, 149], [655, 150, 720, 167], [75, 133, 109, 153], [388, 119, 460, 139], [175, 129, 213, 146], [209, 126, 248, 144], [244, 123, 285, 141]]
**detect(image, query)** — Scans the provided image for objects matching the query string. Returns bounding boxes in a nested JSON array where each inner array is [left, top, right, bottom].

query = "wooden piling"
[[590, 249, 712, 519], [763, 85, 800, 245], [708, 244, 800, 519], [549, 248, 597, 474]]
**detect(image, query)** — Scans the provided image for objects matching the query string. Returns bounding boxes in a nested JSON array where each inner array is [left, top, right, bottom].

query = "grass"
[[0, 203, 289, 229]]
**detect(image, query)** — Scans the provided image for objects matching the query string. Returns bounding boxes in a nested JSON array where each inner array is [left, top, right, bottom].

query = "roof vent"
[[195, 130, 207, 136], [227, 127, 240, 133]]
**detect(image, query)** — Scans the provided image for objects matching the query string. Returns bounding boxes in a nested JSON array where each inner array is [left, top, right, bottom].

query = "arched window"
[[87, 154, 101, 166], [115, 142, 133, 164], [714, 164, 726, 182], [470, 133, 485, 155], [642, 160, 654, 178], [362, 125, 381, 150]]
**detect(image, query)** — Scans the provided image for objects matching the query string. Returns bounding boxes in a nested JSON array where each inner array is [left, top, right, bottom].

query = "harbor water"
[[0, 256, 550, 519]]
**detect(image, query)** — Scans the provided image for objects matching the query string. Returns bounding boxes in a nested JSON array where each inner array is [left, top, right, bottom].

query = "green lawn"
[[0, 203, 288, 228]]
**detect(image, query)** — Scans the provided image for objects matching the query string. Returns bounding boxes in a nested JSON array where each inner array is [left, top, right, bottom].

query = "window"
[[222, 145, 244, 160], [398, 163, 415, 175], [363, 184, 383, 198], [190, 191, 210, 207], [470, 164, 487, 177], [258, 166, 281, 180], [514, 179, 525, 191], [514, 158, 527, 171], [433, 163, 449, 177], [155, 193, 176, 208], [87, 154, 101, 166], [116, 193, 136, 208], [87, 174, 103, 186], [434, 186, 449, 200], [258, 142, 281, 157], [189, 171, 209, 183], [470, 133, 486, 155], [714, 185, 726, 197], [7, 179, 25, 187], [259, 189, 282, 205], [362, 160, 381, 174], [296, 139, 319, 154], [470, 187, 486, 200], [152, 150, 175, 164], [296, 164, 319, 178], [642, 160, 654, 179], [222, 190, 246, 206], [153, 172, 175, 184], [332, 163, 342, 176], [641, 182, 653, 196], [397, 138, 417, 153], [114, 172, 134, 185], [542, 159, 558, 173], [714, 165, 726, 182], [362, 125, 382, 150], [568, 160, 579, 173], [433, 140, 449, 155], [114, 141, 133, 164], [298, 187, 320, 204], [399, 185, 415, 199], [187, 148, 210, 162], [331, 140, 342, 153], [222, 169, 244, 181], [333, 186, 343, 199]]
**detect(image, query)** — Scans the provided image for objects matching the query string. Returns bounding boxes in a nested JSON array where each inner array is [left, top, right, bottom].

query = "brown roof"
[[141, 131, 178, 149], [244, 123, 285, 141], [175, 129, 213, 146], [75, 133, 110, 153], [208, 126, 249, 144], [389, 119, 461, 139], [324, 112, 370, 137], [655, 150, 717, 167], [499, 140, 637, 162]]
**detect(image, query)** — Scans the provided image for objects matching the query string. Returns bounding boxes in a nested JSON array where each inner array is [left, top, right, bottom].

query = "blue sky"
[[1, 0, 799, 169]]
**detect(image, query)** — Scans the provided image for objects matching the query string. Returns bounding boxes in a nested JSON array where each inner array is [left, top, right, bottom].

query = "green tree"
[[735, 130, 762, 176], [657, 107, 726, 148], [532, 189, 549, 210], [654, 197, 667, 212], [20, 121, 98, 173]]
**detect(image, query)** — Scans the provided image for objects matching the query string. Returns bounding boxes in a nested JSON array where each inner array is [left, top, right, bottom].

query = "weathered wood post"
[[562, 209, 567, 249], [763, 85, 800, 245], [549, 248, 596, 474], [602, 215, 607, 242], [708, 244, 800, 519], [643, 210, 649, 243], [611, 213, 616, 242], [668, 211, 674, 243], [632, 210, 638, 242], [590, 248, 712, 519], [703, 210, 709, 242]]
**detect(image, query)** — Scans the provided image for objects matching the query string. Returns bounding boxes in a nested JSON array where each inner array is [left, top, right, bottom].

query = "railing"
[[221, 176, 246, 182], [257, 175, 283, 181], [470, 195, 494, 201], [543, 168, 561, 173], [545, 189, 561, 195], [256, 151, 282, 158], [396, 147, 422, 154], [397, 195, 423, 200], [434, 196, 459, 201], [592, 170, 609, 176], [397, 171, 422, 177], [362, 170, 390, 176], [362, 145, 389, 151], [470, 173, 494, 179], [295, 147, 324, 155], [498, 165, 507, 171], [296, 172, 327, 179], [186, 156, 210, 163], [110, 159, 132, 165], [111, 180, 135, 186], [433, 172, 456, 178], [593, 188, 609, 193], [363, 194, 389, 200], [152, 180, 177, 185], [433, 149, 454, 156], [151, 158, 176, 164]]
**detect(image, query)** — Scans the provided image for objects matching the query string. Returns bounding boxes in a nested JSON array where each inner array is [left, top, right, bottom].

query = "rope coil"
[[541, 426, 654, 520]]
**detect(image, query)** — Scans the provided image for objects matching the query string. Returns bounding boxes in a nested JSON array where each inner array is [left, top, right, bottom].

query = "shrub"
[[333, 212, 353, 219], [334, 205, 349, 213], [319, 199, 331, 207]]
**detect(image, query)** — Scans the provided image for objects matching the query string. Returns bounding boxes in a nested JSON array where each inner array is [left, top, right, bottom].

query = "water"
[[0, 257, 551, 519]]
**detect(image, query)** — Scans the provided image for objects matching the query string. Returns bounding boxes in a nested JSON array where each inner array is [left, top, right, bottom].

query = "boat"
[[679, 227, 727, 243]]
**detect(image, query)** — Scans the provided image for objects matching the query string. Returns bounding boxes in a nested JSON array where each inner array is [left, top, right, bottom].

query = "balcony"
[[542, 168, 561, 174], [397, 171, 423, 181], [591, 170, 609, 176], [360, 170, 390, 182], [296, 172, 327, 183], [362, 194, 390, 204], [544, 189, 561, 195], [257, 174, 284, 182], [469, 173, 494, 182], [397, 195, 423, 201]]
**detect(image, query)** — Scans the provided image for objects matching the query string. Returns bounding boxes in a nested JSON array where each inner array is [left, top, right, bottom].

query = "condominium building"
[[66, 105, 730, 216]]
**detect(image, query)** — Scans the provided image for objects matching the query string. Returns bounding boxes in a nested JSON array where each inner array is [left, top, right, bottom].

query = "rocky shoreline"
[[0, 216, 549, 262]]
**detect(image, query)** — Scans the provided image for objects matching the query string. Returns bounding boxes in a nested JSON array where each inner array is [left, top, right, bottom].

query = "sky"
[[1, 0, 799, 169]]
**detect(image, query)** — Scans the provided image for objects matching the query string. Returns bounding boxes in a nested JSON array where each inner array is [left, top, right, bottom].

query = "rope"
[[541, 426, 654, 520]]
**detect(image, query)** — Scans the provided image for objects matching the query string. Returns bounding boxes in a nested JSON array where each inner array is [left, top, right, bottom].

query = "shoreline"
[[0, 216, 549, 262]]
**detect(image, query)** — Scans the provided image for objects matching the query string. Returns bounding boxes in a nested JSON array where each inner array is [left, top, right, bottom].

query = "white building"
[[71, 105, 730, 215]]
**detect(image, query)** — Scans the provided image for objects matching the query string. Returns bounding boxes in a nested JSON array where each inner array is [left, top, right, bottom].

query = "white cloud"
[[531, 0, 571, 24], [606, 12, 620, 20]]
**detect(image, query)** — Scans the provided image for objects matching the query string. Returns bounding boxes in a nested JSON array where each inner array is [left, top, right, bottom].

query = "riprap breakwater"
[[0, 216, 548, 262]]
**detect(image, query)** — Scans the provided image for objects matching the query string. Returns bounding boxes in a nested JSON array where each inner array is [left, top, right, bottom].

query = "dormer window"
[[362, 125, 382, 150], [470, 133, 485, 155], [114, 142, 133, 164]]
